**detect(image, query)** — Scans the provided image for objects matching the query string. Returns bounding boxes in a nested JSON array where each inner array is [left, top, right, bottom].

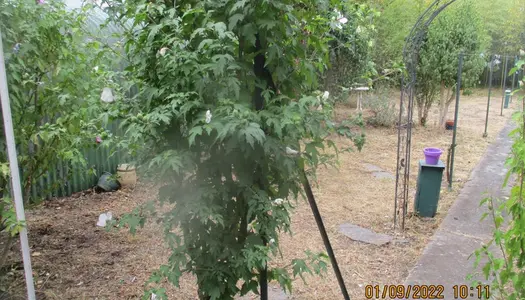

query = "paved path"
[[404, 122, 514, 299]]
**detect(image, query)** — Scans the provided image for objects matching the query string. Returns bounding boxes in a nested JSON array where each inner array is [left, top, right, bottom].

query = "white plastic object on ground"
[[96, 212, 113, 227]]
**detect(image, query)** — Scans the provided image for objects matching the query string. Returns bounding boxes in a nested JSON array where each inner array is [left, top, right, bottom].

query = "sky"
[[64, 0, 108, 9]]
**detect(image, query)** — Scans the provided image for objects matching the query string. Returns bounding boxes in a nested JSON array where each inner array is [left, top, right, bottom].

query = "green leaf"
[[292, 259, 312, 281], [188, 126, 203, 146], [228, 14, 244, 30], [230, 0, 247, 14]]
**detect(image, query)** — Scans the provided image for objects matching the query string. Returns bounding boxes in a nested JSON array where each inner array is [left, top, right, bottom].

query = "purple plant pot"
[[423, 147, 443, 165]]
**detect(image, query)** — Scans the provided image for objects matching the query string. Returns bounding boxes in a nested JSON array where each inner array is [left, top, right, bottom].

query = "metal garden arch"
[[394, 0, 458, 231]]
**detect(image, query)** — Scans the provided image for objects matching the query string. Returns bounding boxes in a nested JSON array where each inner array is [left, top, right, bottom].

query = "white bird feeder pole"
[[0, 28, 37, 300], [354, 86, 370, 112]]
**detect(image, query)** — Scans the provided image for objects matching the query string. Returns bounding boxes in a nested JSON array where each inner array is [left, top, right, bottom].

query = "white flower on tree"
[[205, 110, 212, 124], [159, 47, 169, 56], [100, 87, 114, 103], [285, 147, 299, 156], [333, 9, 348, 29], [273, 198, 284, 205], [322, 91, 330, 101]]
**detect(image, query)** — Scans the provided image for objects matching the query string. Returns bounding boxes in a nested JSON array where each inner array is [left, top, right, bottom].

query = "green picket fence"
[[27, 144, 120, 200], [0, 7, 130, 202], [6, 120, 125, 202]]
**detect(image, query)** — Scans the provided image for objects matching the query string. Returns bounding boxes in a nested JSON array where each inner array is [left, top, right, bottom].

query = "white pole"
[[0, 29, 37, 300]]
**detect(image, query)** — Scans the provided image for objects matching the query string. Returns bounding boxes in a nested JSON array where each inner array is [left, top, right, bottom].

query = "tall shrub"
[[0, 0, 116, 203], [322, 2, 379, 96], [104, 0, 366, 299], [416, 1, 487, 127]]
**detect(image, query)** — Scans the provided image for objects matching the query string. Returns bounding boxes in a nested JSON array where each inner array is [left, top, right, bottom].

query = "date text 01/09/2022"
[[364, 285, 490, 299]]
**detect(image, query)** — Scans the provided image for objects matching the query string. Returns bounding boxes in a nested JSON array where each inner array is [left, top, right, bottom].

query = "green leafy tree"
[[0, 0, 117, 279], [368, 0, 424, 73], [0, 0, 115, 205], [103, 0, 365, 299], [322, 2, 379, 95], [475, 0, 525, 55], [416, 1, 487, 126]]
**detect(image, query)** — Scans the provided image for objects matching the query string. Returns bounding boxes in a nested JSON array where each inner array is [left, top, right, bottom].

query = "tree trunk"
[[438, 82, 456, 128], [423, 106, 430, 127], [0, 235, 13, 271], [438, 81, 446, 127], [417, 98, 424, 126], [441, 92, 456, 128]]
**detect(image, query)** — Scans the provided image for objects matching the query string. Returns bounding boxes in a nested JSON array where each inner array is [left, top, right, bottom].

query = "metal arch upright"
[[394, 0, 457, 231]]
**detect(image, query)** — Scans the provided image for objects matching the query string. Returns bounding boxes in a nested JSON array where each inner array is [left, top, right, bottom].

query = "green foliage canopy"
[[0, 0, 114, 222], [104, 0, 365, 299]]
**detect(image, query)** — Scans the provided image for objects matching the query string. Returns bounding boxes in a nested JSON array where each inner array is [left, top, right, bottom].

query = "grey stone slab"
[[236, 286, 288, 300], [364, 163, 383, 172], [364, 163, 395, 180], [339, 223, 393, 246], [373, 171, 395, 180]]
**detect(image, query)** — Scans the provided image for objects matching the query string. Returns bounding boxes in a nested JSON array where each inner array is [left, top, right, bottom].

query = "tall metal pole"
[[0, 29, 37, 300], [449, 53, 464, 191], [301, 169, 350, 300], [511, 56, 517, 103], [260, 265, 267, 300], [500, 56, 509, 116], [393, 77, 405, 230], [483, 55, 494, 138]]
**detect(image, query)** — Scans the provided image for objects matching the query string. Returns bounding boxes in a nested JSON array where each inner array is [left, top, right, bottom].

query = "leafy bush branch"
[[0, 0, 118, 204]]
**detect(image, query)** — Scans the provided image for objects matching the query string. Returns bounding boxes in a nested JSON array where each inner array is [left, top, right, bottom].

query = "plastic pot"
[[97, 172, 120, 192], [445, 120, 454, 130], [423, 148, 443, 165], [117, 164, 137, 187]]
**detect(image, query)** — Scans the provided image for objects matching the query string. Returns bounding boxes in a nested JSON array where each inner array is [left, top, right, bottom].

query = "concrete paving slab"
[[236, 285, 288, 300], [339, 223, 393, 246], [404, 231, 494, 294], [373, 172, 395, 180], [404, 122, 514, 298], [364, 163, 383, 172], [439, 123, 513, 238], [364, 163, 395, 180]]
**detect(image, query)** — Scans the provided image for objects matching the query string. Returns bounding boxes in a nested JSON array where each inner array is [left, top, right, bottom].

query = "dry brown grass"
[[1, 88, 518, 300], [278, 88, 517, 300]]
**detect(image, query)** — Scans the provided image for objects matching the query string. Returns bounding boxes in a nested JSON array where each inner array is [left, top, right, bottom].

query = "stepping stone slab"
[[373, 172, 395, 180], [339, 223, 393, 246], [363, 163, 395, 180], [363, 163, 383, 172], [237, 286, 287, 300]]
